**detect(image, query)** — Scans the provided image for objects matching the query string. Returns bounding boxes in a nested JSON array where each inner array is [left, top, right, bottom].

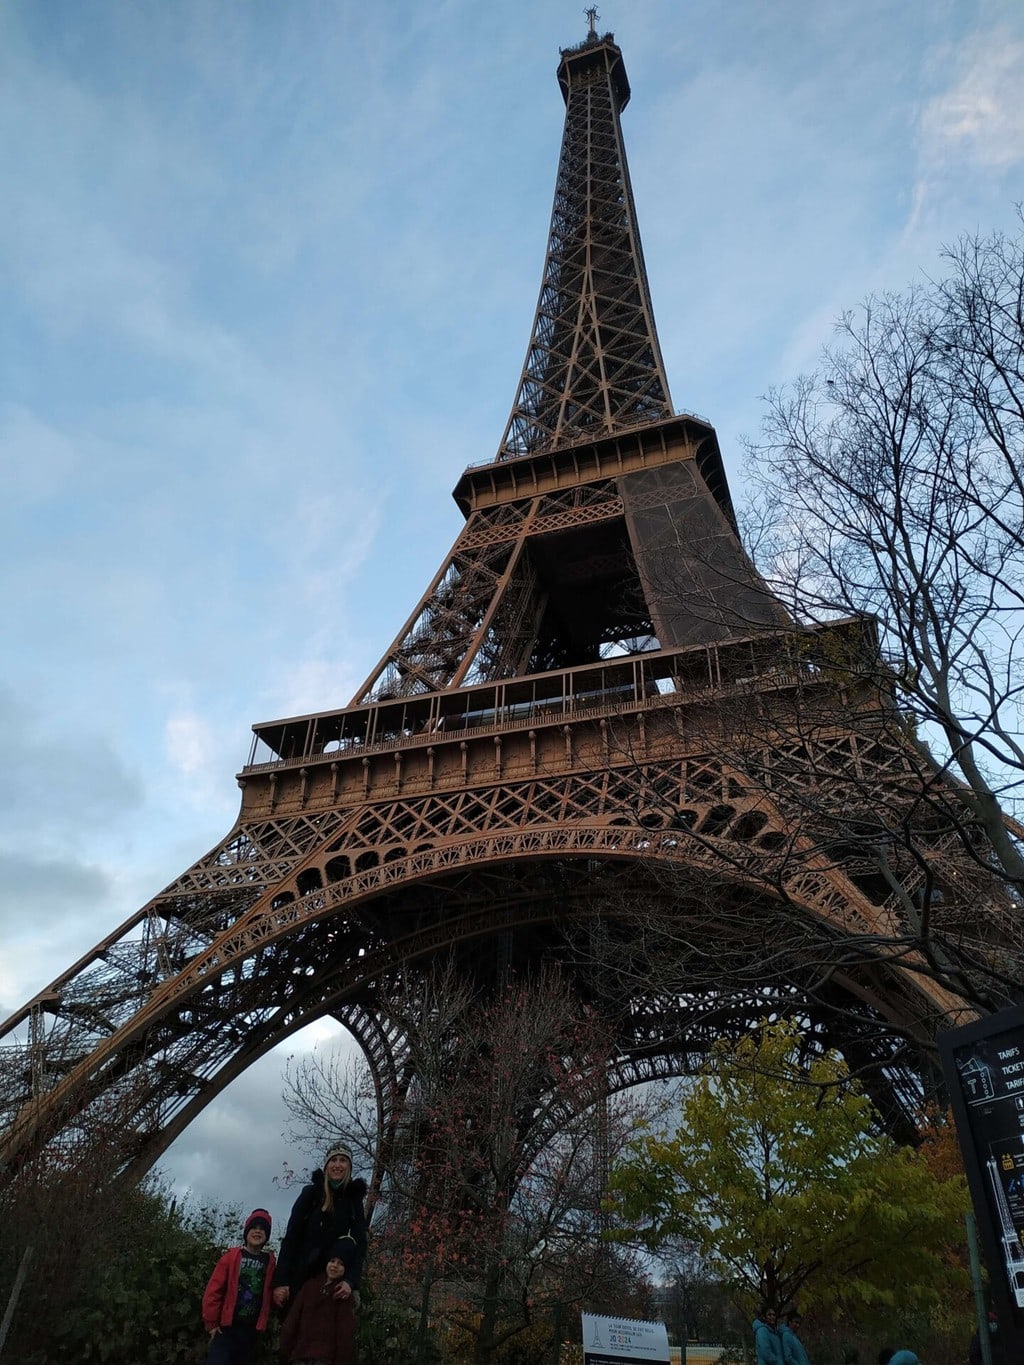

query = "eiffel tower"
[[0, 22, 983, 1184]]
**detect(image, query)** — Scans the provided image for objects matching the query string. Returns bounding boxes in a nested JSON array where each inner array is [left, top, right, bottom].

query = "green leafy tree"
[[607, 1020, 969, 1330], [0, 1139, 243, 1365]]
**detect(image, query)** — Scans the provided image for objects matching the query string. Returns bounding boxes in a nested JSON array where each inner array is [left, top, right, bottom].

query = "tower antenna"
[[585, 6, 599, 38]]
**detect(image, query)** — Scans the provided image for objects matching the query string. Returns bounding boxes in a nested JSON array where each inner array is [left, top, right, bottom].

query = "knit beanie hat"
[[244, 1208, 272, 1239], [328, 1234, 357, 1264], [324, 1143, 352, 1166]]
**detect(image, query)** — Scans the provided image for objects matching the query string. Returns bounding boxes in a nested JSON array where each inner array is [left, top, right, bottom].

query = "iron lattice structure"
[[1, 29, 1017, 1186], [498, 36, 672, 459]]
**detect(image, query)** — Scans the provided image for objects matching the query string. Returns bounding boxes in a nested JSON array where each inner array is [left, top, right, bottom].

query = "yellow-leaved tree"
[[607, 1020, 969, 1335]]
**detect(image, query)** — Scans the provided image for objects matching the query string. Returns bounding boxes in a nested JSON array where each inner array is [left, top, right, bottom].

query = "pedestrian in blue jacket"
[[753, 1307, 784, 1365], [780, 1311, 811, 1365]]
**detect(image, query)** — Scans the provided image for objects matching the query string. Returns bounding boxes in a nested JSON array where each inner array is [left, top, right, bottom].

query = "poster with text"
[[944, 1012, 1024, 1320], [582, 1313, 670, 1365]]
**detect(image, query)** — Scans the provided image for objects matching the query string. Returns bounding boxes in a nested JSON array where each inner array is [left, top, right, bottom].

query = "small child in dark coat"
[[202, 1208, 277, 1365], [279, 1239, 357, 1365]]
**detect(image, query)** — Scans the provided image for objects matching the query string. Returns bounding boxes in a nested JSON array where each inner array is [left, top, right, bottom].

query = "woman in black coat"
[[272, 1144, 368, 1310]]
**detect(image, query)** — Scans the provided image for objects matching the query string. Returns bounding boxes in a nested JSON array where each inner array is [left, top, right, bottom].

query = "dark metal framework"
[[498, 35, 672, 459], [0, 29, 1009, 1186]]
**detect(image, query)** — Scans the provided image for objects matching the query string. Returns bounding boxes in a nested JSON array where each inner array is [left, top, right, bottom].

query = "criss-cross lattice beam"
[[9, 647, 1008, 1127], [2, 736, 985, 1181], [498, 33, 672, 459], [353, 482, 637, 702], [0, 845, 926, 1181]]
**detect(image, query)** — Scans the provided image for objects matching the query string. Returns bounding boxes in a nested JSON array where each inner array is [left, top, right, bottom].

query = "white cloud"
[[908, 23, 1024, 236], [0, 687, 144, 840], [164, 709, 216, 781], [920, 31, 1024, 170], [0, 853, 114, 1010], [270, 659, 365, 721]]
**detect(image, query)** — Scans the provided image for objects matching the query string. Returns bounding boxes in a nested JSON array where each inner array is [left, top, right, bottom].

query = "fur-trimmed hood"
[[309, 1168, 368, 1201]]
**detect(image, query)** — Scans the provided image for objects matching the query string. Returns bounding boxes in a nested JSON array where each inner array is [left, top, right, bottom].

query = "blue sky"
[[3, 0, 1024, 1230]]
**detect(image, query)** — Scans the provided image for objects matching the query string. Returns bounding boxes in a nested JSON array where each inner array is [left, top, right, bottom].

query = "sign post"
[[938, 1003, 1024, 1360], [581, 1314, 670, 1365]]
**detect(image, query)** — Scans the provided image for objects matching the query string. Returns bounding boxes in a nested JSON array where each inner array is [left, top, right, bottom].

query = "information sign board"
[[939, 1003, 1024, 1357], [582, 1313, 670, 1365]]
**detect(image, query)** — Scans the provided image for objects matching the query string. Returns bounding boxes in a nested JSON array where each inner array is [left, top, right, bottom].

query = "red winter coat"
[[201, 1246, 277, 1332], [279, 1275, 356, 1365]]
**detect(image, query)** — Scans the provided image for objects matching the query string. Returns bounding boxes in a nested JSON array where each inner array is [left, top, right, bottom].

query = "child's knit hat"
[[244, 1208, 272, 1239], [328, 1234, 357, 1264]]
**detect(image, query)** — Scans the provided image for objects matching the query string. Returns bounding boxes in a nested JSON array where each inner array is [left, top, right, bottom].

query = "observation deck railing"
[[241, 618, 872, 776]]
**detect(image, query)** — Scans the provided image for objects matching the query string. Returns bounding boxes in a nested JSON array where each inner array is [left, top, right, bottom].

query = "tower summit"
[[499, 25, 673, 458]]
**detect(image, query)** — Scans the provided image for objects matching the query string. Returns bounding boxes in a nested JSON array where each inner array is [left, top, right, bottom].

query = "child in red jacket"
[[279, 1238, 357, 1365], [201, 1208, 277, 1364]]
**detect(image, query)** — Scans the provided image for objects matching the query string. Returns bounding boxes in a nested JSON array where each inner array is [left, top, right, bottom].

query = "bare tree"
[[283, 966, 655, 1364], [745, 218, 1024, 884], [282, 1040, 389, 1181]]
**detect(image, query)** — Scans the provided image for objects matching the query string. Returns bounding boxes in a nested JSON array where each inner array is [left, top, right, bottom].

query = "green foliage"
[[0, 1164, 244, 1365], [607, 1020, 969, 1329], [77, 1195, 243, 1364], [352, 1275, 445, 1365]]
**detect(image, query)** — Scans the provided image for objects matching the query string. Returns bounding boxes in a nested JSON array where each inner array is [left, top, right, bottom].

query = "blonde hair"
[[320, 1167, 350, 1213]]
